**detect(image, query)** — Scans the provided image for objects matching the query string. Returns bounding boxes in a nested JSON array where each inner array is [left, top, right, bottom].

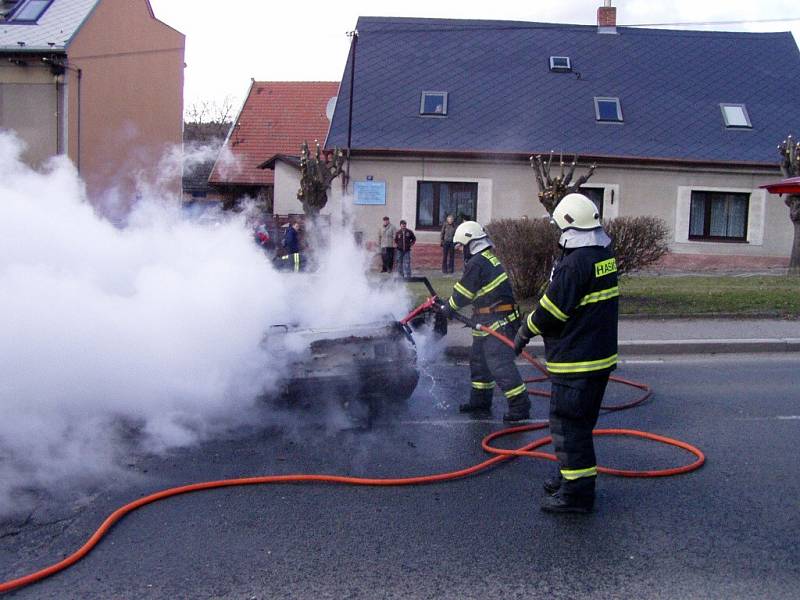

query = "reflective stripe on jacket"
[[274, 252, 305, 272]]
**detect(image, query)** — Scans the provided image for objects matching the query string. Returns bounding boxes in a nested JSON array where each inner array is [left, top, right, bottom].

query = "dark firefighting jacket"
[[273, 252, 306, 273], [525, 245, 618, 377], [448, 248, 520, 335]]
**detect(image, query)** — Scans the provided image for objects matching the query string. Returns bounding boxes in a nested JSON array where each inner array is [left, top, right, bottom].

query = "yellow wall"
[[66, 0, 184, 207], [321, 156, 792, 259], [0, 61, 61, 165]]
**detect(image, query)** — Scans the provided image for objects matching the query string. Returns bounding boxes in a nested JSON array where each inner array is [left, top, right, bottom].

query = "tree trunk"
[[787, 195, 800, 275]]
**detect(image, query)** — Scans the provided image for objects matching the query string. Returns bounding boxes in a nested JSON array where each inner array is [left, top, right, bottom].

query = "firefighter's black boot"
[[502, 392, 530, 422], [540, 476, 595, 514], [502, 410, 529, 423], [459, 387, 492, 414], [543, 473, 563, 495]]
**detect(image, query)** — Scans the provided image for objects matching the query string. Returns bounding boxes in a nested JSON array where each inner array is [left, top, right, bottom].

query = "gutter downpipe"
[[344, 29, 358, 193], [76, 66, 82, 173], [43, 56, 81, 171]]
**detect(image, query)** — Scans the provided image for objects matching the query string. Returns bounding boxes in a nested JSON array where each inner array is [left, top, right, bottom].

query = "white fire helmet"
[[552, 193, 602, 231], [453, 221, 487, 246]]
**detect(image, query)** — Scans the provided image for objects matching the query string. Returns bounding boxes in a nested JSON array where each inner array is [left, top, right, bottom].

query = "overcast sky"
[[147, 0, 800, 113]]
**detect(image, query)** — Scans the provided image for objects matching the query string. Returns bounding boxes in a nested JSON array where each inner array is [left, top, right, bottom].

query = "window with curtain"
[[416, 181, 477, 229], [689, 191, 749, 241]]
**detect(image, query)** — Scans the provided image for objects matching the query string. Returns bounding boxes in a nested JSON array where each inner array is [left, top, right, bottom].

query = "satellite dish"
[[326, 96, 337, 121]]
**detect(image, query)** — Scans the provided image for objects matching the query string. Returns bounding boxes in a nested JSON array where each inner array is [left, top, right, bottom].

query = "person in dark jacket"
[[394, 220, 416, 278], [439, 221, 530, 422], [514, 193, 619, 514], [283, 221, 301, 254], [440, 214, 456, 274]]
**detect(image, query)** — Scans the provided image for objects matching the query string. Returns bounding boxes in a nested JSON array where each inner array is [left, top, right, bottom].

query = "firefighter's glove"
[[513, 325, 532, 356], [435, 299, 455, 320]]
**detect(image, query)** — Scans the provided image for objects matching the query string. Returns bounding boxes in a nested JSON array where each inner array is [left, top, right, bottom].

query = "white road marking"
[[397, 419, 548, 427], [620, 359, 665, 365], [735, 416, 800, 421]]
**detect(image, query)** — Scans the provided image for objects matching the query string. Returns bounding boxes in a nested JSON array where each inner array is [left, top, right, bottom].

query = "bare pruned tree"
[[778, 134, 800, 275], [530, 152, 596, 214], [297, 140, 345, 216], [184, 96, 236, 145]]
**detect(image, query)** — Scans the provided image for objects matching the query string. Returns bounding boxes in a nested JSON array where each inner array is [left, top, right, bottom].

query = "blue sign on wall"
[[354, 180, 386, 205]]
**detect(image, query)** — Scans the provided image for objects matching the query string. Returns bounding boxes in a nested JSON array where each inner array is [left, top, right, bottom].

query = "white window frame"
[[402, 176, 493, 229], [594, 97, 623, 123], [549, 56, 572, 71], [675, 186, 765, 246], [580, 183, 620, 221], [420, 91, 448, 116], [720, 103, 752, 128]]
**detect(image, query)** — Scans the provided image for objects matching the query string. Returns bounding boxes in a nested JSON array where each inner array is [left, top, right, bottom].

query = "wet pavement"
[[2, 354, 800, 599]]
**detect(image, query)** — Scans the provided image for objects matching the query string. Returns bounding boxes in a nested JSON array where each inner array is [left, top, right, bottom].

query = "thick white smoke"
[[0, 132, 410, 517]]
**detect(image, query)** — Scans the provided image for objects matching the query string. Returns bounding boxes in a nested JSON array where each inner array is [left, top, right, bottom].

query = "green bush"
[[605, 216, 670, 275], [486, 218, 559, 300]]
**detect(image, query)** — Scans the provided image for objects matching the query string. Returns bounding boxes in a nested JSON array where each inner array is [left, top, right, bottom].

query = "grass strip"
[[403, 274, 800, 318]]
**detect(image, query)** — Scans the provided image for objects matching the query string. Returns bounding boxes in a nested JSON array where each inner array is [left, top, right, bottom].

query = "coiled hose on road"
[[0, 324, 704, 595]]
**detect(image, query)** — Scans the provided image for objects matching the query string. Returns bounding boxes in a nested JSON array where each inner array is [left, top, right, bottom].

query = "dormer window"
[[420, 91, 448, 116], [720, 103, 752, 128], [594, 97, 623, 122], [7, 0, 52, 23], [549, 56, 572, 72]]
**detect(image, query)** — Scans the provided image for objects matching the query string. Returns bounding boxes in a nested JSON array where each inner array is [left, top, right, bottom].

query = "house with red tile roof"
[[208, 80, 339, 211]]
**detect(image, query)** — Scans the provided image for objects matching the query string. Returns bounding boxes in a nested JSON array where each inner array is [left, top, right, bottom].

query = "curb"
[[618, 313, 800, 321], [443, 338, 800, 360]]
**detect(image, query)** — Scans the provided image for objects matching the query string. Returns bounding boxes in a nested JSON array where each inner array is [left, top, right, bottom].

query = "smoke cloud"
[[0, 132, 410, 517]]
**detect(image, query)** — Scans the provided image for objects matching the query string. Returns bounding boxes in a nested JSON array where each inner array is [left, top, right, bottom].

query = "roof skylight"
[[549, 56, 572, 72], [9, 0, 52, 23], [420, 91, 448, 116], [594, 97, 623, 122], [720, 104, 752, 128]]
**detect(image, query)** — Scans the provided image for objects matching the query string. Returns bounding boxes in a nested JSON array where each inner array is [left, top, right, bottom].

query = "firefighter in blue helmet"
[[438, 221, 530, 422], [514, 193, 619, 514]]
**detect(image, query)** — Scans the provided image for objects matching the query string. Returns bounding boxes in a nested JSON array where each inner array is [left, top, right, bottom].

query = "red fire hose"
[[0, 304, 704, 595]]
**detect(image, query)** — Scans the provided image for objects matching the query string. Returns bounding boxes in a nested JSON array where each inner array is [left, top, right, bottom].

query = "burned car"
[[261, 276, 446, 422], [263, 320, 420, 421]]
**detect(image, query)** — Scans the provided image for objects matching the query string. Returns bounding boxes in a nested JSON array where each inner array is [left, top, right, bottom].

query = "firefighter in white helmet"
[[514, 193, 619, 513], [438, 221, 530, 422]]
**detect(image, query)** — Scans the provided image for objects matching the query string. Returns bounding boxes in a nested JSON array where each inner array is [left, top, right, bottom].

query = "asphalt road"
[[2, 354, 800, 599]]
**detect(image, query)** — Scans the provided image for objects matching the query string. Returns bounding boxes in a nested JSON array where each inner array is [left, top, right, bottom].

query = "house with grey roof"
[[323, 5, 800, 269], [0, 0, 184, 210]]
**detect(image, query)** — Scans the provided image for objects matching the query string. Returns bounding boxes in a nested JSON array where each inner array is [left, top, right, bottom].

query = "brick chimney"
[[597, 1, 617, 34]]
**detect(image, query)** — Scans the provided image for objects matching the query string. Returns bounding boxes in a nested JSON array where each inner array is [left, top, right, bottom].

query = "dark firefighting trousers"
[[549, 374, 610, 500], [469, 319, 530, 416]]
